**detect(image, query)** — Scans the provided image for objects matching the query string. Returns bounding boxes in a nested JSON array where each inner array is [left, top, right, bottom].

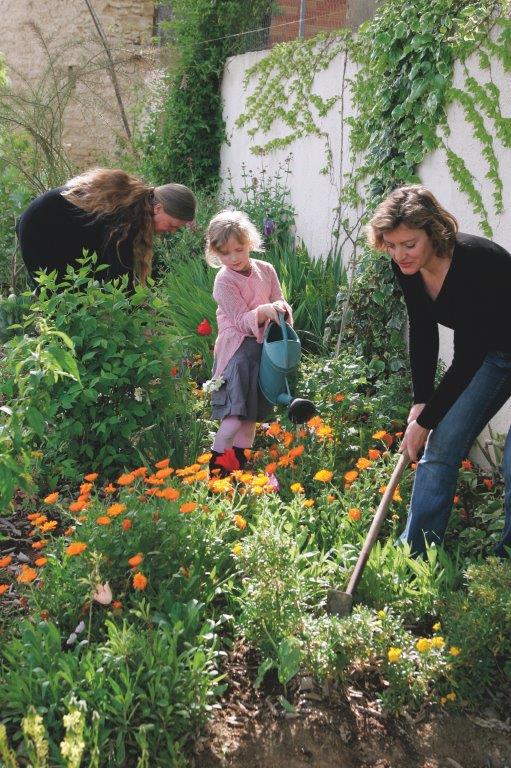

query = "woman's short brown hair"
[[367, 185, 458, 256]]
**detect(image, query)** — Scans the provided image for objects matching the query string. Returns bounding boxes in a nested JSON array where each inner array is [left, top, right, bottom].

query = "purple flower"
[[263, 218, 276, 237]]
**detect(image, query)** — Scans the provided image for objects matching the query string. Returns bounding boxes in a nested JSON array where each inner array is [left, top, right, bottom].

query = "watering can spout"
[[259, 313, 317, 425]]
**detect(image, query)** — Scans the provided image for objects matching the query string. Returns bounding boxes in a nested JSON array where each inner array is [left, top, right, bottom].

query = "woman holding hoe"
[[17, 167, 196, 287], [367, 185, 511, 557]]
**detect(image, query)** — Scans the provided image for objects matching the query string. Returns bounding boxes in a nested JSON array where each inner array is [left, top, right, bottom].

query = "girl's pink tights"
[[212, 416, 256, 453]]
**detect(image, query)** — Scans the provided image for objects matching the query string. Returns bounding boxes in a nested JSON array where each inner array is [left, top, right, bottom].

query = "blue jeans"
[[399, 351, 511, 557]]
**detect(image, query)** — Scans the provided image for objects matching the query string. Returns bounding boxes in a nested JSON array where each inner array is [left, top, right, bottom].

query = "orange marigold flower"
[[32, 540, 47, 550], [112, 600, 122, 609], [0, 555, 13, 568], [356, 457, 372, 471], [368, 449, 381, 461], [265, 462, 278, 474], [107, 503, 127, 517], [303, 499, 315, 508], [155, 458, 170, 469], [314, 469, 333, 482], [133, 572, 148, 591], [27, 512, 41, 521], [43, 492, 59, 505], [483, 478, 493, 490], [233, 514, 247, 530], [290, 482, 304, 494], [327, 494, 336, 503], [155, 467, 173, 480], [132, 466, 148, 478], [69, 499, 88, 513], [288, 444, 305, 459], [334, 393, 345, 402], [96, 516, 111, 526], [64, 526, 75, 536], [117, 473, 136, 486], [344, 470, 359, 484], [266, 422, 282, 436], [197, 452, 212, 464], [122, 519, 132, 531], [382, 433, 394, 448], [17, 565, 37, 583], [348, 507, 361, 521], [128, 553, 144, 568], [34, 515, 47, 526], [316, 425, 333, 439], [104, 483, 117, 494], [277, 455, 293, 468], [307, 415, 323, 430], [0, 583, 10, 595], [158, 486, 180, 501], [84, 473, 98, 482], [180, 501, 197, 514], [80, 482, 93, 495], [453, 495, 460, 505], [461, 459, 472, 471], [35, 557, 48, 566], [40, 520, 58, 533], [281, 431, 294, 447], [145, 474, 164, 485]]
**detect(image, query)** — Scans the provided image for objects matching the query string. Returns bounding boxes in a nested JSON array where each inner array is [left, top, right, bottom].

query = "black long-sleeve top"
[[17, 187, 135, 285], [392, 232, 511, 429]]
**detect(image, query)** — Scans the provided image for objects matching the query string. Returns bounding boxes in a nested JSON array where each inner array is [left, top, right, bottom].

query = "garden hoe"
[[327, 450, 409, 617]]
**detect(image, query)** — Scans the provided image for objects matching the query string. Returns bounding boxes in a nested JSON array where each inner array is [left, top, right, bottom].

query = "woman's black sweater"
[[392, 232, 511, 429], [17, 187, 135, 285]]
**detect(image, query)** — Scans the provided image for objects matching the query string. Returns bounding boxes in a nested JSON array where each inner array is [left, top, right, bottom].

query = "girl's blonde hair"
[[63, 168, 196, 284], [367, 185, 458, 257], [205, 209, 263, 268]]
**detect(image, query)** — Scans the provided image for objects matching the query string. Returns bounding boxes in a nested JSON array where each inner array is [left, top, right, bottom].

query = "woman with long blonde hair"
[[17, 167, 196, 286]]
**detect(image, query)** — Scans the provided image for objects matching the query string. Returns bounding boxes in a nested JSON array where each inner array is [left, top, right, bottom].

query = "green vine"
[[138, 0, 273, 190]]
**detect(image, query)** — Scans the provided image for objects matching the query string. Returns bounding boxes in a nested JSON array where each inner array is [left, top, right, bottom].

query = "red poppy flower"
[[197, 319, 213, 336]]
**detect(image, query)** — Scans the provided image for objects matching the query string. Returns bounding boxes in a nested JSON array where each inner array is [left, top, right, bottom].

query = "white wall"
[[220, 39, 511, 458]]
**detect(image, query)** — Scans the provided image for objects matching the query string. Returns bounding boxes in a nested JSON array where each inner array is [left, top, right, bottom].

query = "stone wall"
[[0, 0, 156, 168]]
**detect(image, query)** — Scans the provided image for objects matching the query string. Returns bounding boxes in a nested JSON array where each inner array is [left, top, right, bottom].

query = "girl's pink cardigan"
[[212, 258, 293, 378]]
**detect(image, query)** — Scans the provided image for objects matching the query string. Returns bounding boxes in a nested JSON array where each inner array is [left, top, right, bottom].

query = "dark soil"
[[190, 645, 511, 768]]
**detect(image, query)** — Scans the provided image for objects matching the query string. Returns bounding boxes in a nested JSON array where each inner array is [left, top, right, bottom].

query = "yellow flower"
[[233, 515, 247, 530], [416, 638, 432, 653], [446, 692, 457, 702], [290, 482, 304, 494], [197, 453, 212, 464], [314, 469, 333, 482], [232, 543, 242, 556], [377, 610, 386, 619], [251, 474, 269, 487], [372, 430, 386, 440], [431, 636, 445, 649], [432, 621, 442, 631], [387, 647, 402, 663], [356, 457, 372, 471], [449, 646, 461, 656], [302, 499, 315, 508]]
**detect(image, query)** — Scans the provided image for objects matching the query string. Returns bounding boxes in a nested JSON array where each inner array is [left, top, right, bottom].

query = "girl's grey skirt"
[[211, 337, 274, 421]]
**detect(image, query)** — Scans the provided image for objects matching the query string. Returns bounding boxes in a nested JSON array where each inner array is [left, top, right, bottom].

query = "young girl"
[[205, 210, 292, 476]]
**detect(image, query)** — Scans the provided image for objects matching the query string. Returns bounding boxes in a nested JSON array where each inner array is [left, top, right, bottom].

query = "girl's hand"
[[400, 419, 430, 462], [256, 303, 279, 324], [408, 403, 425, 423], [272, 300, 288, 317]]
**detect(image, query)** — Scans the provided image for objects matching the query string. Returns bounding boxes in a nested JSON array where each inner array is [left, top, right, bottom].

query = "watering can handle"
[[277, 311, 288, 340]]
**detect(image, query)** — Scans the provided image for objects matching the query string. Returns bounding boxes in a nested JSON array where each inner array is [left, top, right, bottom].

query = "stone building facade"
[[0, 0, 156, 167]]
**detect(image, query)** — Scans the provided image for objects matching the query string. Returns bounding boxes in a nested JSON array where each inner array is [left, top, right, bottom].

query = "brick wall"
[[269, 0, 348, 45]]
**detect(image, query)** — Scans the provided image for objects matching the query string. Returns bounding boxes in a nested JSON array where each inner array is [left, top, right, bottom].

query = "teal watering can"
[[259, 313, 316, 424]]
